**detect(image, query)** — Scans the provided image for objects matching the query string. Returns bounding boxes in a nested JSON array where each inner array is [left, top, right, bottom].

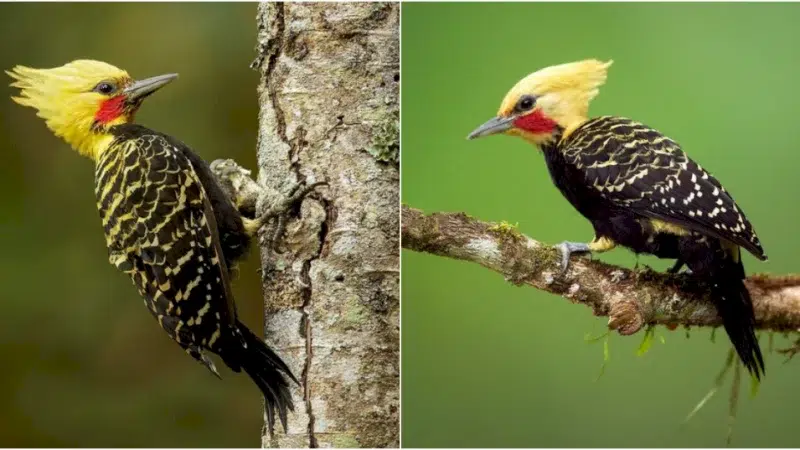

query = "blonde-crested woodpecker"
[[468, 60, 766, 378], [7, 60, 300, 432]]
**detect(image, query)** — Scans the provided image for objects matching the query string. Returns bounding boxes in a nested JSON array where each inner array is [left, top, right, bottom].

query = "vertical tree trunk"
[[252, 2, 399, 448]]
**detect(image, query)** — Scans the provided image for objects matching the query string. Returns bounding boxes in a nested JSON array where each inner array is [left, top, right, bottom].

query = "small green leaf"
[[750, 373, 760, 398], [684, 386, 719, 423], [684, 350, 735, 424], [717, 350, 736, 384], [727, 362, 742, 446], [659, 335, 666, 344], [637, 326, 655, 356], [594, 335, 610, 382]]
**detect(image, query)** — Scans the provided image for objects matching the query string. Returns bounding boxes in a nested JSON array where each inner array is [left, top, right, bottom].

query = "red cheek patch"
[[513, 109, 557, 134], [95, 96, 126, 124]]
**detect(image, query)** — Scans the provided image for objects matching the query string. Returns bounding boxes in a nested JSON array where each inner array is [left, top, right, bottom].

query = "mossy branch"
[[402, 205, 800, 335]]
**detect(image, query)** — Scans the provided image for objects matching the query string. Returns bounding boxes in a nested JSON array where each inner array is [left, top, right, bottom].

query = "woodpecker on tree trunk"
[[468, 59, 766, 379], [7, 60, 306, 433]]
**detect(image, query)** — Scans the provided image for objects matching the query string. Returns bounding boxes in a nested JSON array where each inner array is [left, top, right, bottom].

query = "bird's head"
[[468, 59, 612, 146], [7, 60, 177, 160]]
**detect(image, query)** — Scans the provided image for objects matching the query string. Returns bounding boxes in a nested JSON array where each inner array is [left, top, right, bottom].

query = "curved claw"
[[257, 180, 329, 250], [263, 180, 328, 222], [555, 241, 591, 274], [287, 180, 327, 200]]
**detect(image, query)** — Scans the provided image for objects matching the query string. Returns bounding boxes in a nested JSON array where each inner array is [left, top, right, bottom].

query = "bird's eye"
[[517, 95, 535, 111], [93, 82, 117, 95]]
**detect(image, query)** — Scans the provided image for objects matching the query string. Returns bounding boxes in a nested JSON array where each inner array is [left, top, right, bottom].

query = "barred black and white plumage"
[[469, 59, 767, 378], [546, 117, 766, 377], [7, 60, 296, 433], [96, 125, 296, 432], [557, 116, 765, 259]]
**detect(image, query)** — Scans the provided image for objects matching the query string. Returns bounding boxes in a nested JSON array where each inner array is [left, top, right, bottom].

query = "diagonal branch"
[[402, 205, 800, 335]]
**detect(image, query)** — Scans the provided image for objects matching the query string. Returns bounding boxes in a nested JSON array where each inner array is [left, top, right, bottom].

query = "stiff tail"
[[236, 322, 299, 435], [711, 274, 765, 380]]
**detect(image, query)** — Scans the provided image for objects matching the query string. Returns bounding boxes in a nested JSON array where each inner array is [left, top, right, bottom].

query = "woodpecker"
[[468, 60, 766, 378], [8, 60, 300, 432]]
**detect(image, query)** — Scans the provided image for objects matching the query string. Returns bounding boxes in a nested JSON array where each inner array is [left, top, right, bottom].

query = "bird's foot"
[[209, 158, 261, 217], [555, 241, 591, 275], [259, 180, 328, 248]]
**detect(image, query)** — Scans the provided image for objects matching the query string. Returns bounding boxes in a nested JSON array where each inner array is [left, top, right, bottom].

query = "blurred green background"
[[402, 3, 800, 447], [0, 3, 267, 447]]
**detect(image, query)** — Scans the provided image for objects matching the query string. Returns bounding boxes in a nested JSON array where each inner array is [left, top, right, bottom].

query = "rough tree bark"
[[216, 3, 399, 448], [402, 206, 800, 335]]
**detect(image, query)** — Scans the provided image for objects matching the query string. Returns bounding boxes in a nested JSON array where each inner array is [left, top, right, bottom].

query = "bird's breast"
[[542, 147, 612, 221]]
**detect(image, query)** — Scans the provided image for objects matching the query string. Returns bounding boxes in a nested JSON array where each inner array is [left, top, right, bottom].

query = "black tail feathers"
[[236, 322, 299, 435], [711, 276, 765, 380]]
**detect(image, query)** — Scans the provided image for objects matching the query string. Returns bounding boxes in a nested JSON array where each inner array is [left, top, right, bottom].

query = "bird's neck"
[[561, 118, 589, 141], [54, 123, 116, 163], [538, 125, 565, 153], [75, 133, 115, 162], [48, 113, 131, 162], [539, 117, 590, 153]]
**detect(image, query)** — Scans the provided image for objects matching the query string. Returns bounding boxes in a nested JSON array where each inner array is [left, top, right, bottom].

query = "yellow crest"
[[7, 60, 131, 159], [499, 59, 613, 132]]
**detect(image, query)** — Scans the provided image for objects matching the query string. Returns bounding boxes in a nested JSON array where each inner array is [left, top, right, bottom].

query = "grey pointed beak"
[[467, 115, 515, 140], [123, 73, 178, 101]]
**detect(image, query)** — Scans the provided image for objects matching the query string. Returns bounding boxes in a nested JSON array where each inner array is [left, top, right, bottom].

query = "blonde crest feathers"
[[499, 59, 613, 131], [7, 60, 130, 159]]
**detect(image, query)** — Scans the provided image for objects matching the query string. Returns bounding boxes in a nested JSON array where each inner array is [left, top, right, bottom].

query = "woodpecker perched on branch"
[[7, 60, 309, 432], [468, 60, 766, 379]]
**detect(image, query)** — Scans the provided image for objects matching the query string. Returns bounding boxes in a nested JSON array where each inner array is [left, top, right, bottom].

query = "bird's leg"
[[210, 158, 326, 246], [555, 236, 616, 274], [555, 242, 590, 273], [254, 181, 328, 247], [267, 182, 320, 244], [269, 214, 288, 254]]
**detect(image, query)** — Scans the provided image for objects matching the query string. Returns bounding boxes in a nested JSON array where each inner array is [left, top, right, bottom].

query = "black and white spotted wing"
[[95, 134, 238, 355], [562, 116, 766, 259]]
